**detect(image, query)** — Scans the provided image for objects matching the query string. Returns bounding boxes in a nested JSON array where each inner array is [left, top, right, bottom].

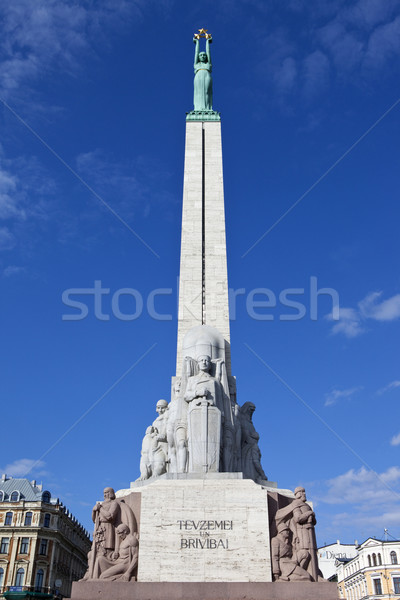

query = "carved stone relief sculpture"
[[240, 402, 268, 483], [138, 325, 267, 482], [272, 486, 322, 582], [83, 487, 139, 582], [271, 522, 312, 582]]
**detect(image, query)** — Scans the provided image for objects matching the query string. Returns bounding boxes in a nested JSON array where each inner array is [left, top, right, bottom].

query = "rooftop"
[[0, 474, 57, 504]]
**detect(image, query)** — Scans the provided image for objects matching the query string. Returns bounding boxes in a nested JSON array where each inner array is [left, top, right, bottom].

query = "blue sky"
[[1, 0, 400, 547]]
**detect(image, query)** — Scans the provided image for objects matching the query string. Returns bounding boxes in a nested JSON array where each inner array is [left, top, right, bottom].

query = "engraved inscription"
[[181, 538, 228, 549], [178, 520, 232, 549], [177, 520, 232, 531]]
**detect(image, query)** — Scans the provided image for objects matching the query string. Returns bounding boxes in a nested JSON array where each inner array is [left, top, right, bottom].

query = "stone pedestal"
[[128, 477, 272, 582], [70, 580, 339, 600]]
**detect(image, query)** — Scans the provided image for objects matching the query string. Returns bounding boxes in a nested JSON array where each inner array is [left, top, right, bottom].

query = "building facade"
[[318, 541, 358, 579], [336, 537, 400, 599], [0, 475, 91, 598]]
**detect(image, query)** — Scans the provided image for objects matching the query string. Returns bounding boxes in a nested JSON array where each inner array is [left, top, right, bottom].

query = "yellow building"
[[336, 537, 400, 599], [0, 475, 91, 598]]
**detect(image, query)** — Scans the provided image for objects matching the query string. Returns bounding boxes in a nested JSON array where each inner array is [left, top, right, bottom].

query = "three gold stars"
[[194, 28, 212, 39]]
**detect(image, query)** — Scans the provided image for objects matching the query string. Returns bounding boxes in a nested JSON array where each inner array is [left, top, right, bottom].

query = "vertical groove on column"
[[202, 125, 206, 325]]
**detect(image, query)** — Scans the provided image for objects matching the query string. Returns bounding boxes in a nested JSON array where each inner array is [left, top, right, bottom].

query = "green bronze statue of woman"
[[193, 35, 213, 111]]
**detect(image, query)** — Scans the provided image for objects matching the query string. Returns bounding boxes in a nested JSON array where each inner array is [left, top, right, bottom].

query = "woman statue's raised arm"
[[206, 36, 212, 65], [193, 37, 200, 66]]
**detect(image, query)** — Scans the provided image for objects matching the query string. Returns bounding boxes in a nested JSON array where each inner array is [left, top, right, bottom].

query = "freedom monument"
[[69, 31, 338, 600]]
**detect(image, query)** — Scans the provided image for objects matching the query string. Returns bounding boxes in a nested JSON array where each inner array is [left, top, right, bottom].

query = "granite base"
[[69, 580, 338, 600]]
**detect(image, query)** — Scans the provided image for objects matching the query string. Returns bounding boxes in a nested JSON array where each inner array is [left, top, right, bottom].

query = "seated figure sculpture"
[[97, 523, 139, 582], [271, 522, 312, 582]]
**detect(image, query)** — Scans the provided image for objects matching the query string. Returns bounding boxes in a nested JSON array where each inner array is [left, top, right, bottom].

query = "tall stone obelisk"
[[69, 31, 338, 598], [176, 32, 231, 376]]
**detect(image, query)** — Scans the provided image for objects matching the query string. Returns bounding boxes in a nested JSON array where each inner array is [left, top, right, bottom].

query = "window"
[[42, 491, 51, 503], [39, 538, 48, 555], [34, 569, 44, 592], [15, 567, 24, 587], [24, 512, 32, 526], [391, 551, 398, 565], [0, 567, 4, 589], [373, 578, 382, 595], [20, 537, 29, 554], [5, 512, 12, 525], [10, 491, 19, 502], [44, 513, 50, 528], [0, 491, 4, 501], [378, 553, 382, 565], [393, 576, 400, 594], [0, 537, 9, 553], [368, 555, 371, 566], [372, 553, 377, 566]]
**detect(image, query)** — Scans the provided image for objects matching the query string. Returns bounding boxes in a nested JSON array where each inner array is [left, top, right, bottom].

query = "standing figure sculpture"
[[272, 486, 322, 582], [84, 487, 138, 581], [91, 487, 119, 555], [184, 354, 227, 472], [240, 402, 267, 483], [193, 34, 213, 111], [184, 355, 222, 408], [138, 426, 155, 480], [167, 379, 189, 473], [292, 486, 319, 581], [151, 399, 169, 475], [137, 400, 169, 480]]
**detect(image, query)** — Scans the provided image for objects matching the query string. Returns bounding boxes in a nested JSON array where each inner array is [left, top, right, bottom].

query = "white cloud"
[[302, 50, 330, 97], [324, 386, 362, 407], [359, 291, 400, 321], [312, 464, 400, 541], [345, 0, 398, 30], [3, 265, 25, 277], [327, 291, 400, 338], [329, 508, 400, 533], [0, 155, 59, 252], [317, 0, 400, 74], [0, 165, 26, 220], [326, 306, 364, 338], [75, 149, 154, 219], [258, 0, 400, 104], [318, 21, 364, 72], [1, 458, 47, 478], [320, 466, 400, 506], [0, 226, 15, 250], [390, 433, 400, 447], [377, 380, 400, 395], [0, 1, 144, 98], [275, 57, 298, 93], [365, 14, 400, 68]]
